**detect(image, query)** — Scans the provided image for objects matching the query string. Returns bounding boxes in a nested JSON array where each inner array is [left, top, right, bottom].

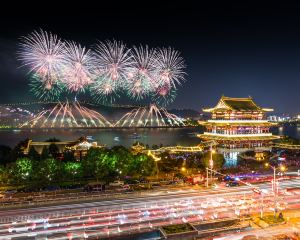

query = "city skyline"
[[1, 2, 300, 114]]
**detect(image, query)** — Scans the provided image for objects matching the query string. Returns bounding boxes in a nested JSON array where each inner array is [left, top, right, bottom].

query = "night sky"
[[1, 2, 300, 114]]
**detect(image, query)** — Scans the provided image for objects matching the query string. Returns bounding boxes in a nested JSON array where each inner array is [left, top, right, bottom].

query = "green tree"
[[0, 165, 8, 184], [10, 158, 33, 184], [35, 158, 60, 186], [83, 147, 121, 183], [128, 154, 155, 177], [63, 162, 82, 182]]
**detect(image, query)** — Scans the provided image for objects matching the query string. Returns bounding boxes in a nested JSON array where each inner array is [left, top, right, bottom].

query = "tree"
[[63, 162, 82, 182], [201, 152, 224, 170], [0, 165, 8, 184], [83, 147, 122, 183], [128, 154, 155, 177], [34, 158, 60, 186], [41, 146, 50, 160], [49, 143, 59, 158], [63, 150, 75, 162], [10, 158, 33, 184], [9, 139, 29, 162], [28, 147, 40, 161], [186, 153, 203, 169], [0, 145, 12, 165], [159, 152, 182, 173], [45, 138, 61, 142]]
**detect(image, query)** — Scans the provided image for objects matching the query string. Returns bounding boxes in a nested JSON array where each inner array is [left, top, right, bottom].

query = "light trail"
[[0, 179, 299, 239]]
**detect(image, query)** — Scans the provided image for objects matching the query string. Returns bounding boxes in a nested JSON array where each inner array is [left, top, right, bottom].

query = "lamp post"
[[206, 144, 215, 187], [265, 163, 286, 218]]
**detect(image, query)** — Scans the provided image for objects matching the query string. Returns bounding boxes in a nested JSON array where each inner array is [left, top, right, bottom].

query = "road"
[[0, 178, 299, 239]]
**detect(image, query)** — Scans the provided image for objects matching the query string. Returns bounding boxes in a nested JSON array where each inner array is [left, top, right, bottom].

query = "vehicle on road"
[[4, 189, 17, 194], [124, 179, 140, 185], [116, 184, 132, 192], [84, 182, 105, 192], [109, 180, 124, 187], [226, 181, 239, 187]]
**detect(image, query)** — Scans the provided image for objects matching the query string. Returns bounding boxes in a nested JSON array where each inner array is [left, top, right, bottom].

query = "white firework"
[[154, 47, 186, 88], [125, 45, 157, 100], [93, 40, 133, 86], [18, 29, 66, 86], [63, 41, 95, 92]]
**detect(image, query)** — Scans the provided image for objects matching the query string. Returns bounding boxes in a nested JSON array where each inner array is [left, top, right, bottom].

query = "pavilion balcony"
[[202, 132, 273, 137], [207, 119, 269, 123]]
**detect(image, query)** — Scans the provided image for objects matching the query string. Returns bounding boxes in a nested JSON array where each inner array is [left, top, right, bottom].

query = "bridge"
[[146, 140, 218, 161]]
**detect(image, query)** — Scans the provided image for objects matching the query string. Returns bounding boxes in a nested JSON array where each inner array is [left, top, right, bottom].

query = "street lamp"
[[206, 145, 215, 188], [264, 162, 286, 218]]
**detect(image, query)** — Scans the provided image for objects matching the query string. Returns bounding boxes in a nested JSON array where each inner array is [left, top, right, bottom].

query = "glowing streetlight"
[[265, 163, 286, 218], [206, 144, 215, 188]]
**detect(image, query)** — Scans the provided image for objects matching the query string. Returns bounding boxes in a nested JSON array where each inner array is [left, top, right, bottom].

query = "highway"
[[0, 178, 299, 239]]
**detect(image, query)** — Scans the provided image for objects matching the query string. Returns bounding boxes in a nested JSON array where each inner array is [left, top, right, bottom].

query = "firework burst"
[[18, 29, 66, 87], [63, 41, 95, 92], [90, 74, 120, 104], [152, 83, 177, 107], [154, 47, 186, 88], [29, 74, 65, 101], [18, 30, 187, 106], [93, 40, 133, 86], [125, 45, 157, 100]]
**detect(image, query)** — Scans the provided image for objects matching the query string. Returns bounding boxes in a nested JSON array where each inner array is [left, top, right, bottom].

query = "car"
[[116, 185, 131, 192], [84, 183, 105, 192], [109, 180, 124, 187], [4, 189, 17, 194], [223, 175, 233, 181], [151, 182, 161, 187], [226, 181, 239, 187], [124, 179, 140, 185]]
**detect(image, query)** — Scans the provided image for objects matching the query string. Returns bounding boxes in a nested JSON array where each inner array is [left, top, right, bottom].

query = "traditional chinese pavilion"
[[198, 96, 279, 149]]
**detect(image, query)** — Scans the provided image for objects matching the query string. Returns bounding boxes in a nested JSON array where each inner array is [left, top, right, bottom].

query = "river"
[[0, 125, 299, 148]]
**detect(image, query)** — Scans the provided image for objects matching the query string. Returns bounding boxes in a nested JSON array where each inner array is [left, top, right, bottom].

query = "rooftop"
[[203, 96, 273, 112]]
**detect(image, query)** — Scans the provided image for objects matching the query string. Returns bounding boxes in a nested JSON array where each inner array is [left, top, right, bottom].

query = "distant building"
[[23, 138, 104, 160], [65, 140, 105, 160], [198, 96, 279, 149], [268, 115, 291, 122]]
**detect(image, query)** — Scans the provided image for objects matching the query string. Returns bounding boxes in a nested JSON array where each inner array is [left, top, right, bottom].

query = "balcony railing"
[[203, 132, 273, 137], [208, 120, 268, 123]]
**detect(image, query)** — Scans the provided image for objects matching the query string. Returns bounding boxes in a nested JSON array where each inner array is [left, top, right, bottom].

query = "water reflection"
[[217, 150, 239, 167], [0, 127, 204, 148], [222, 151, 239, 167]]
